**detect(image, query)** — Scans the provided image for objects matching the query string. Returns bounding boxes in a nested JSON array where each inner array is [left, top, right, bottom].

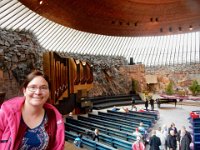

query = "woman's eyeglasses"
[[27, 85, 49, 93]]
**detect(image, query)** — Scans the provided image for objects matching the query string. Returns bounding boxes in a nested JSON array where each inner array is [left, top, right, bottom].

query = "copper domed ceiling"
[[1, 0, 200, 66], [19, 0, 200, 36]]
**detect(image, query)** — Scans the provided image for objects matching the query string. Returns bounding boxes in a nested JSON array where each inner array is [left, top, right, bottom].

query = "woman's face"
[[23, 76, 50, 107]]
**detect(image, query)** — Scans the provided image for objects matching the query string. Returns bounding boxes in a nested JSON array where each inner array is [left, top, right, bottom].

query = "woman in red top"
[[132, 136, 145, 150]]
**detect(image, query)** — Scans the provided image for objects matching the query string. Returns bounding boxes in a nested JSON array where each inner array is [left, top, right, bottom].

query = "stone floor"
[[65, 101, 200, 150]]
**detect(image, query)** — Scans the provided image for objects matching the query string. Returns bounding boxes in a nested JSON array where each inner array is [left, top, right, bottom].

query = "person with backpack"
[[74, 133, 82, 148]]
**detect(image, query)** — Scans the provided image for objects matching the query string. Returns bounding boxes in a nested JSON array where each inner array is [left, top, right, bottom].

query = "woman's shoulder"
[[1, 97, 24, 110]]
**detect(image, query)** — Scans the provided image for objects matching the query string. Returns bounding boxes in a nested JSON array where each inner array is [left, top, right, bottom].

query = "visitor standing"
[[145, 99, 149, 111], [149, 98, 154, 111], [167, 130, 177, 150], [149, 130, 161, 150]]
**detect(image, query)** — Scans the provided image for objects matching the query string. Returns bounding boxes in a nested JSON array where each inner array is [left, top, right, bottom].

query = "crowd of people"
[[72, 96, 193, 150], [73, 119, 193, 150], [131, 122, 192, 150]]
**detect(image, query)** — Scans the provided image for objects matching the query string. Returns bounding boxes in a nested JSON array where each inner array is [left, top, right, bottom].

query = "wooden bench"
[[107, 110, 153, 126], [88, 113, 140, 129], [65, 131, 117, 150], [129, 110, 158, 120], [66, 118, 136, 142], [97, 112, 149, 129], [65, 123, 133, 149], [78, 115, 134, 133], [108, 110, 156, 122]]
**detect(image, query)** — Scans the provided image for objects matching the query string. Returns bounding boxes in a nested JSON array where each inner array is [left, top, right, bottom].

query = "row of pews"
[[89, 94, 144, 110], [189, 111, 200, 149], [43, 52, 93, 105], [65, 109, 159, 149]]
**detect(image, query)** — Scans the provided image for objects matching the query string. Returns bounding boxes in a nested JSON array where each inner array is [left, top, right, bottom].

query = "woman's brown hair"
[[22, 70, 50, 89]]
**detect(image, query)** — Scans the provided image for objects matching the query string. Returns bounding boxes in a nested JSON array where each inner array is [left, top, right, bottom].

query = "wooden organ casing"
[[43, 52, 93, 105]]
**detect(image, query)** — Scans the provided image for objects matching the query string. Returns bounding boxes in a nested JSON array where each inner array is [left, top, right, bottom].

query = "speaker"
[[130, 57, 133, 65]]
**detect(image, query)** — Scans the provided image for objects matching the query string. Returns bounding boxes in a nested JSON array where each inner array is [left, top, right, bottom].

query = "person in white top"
[[161, 124, 168, 150], [156, 127, 167, 150]]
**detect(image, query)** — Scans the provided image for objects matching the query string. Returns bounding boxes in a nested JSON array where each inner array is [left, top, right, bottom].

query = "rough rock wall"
[[125, 64, 147, 92], [146, 64, 200, 94], [1, 29, 200, 99], [0, 29, 44, 99]]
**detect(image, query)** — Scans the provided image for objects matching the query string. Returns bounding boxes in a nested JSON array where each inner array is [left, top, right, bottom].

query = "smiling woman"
[[0, 70, 65, 150]]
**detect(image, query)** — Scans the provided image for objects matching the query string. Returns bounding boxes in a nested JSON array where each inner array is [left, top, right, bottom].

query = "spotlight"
[[39, 0, 43, 5], [82, 61, 86, 66], [155, 18, 159, 22], [189, 25, 193, 30], [134, 22, 138, 26], [75, 60, 80, 64]]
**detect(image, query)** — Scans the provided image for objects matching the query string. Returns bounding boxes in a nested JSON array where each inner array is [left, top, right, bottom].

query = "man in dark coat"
[[177, 127, 192, 150], [145, 99, 149, 111], [180, 129, 191, 150], [149, 130, 161, 150], [149, 98, 154, 111], [177, 126, 192, 144], [167, 130, 177, 150]]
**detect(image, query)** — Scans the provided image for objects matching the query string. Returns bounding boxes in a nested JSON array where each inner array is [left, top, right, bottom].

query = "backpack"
[[74, 137, 81, 147]]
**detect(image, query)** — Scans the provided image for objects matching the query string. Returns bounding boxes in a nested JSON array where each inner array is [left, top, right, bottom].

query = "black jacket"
[[167, 135, 177, 150], [93, 134, 99, 142], [149, 135, 161, 150], [145, 100, 148, 107]]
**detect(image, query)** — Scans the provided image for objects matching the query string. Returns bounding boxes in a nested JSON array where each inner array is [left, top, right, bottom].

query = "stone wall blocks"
[[4, 41, 10, 47], [4, 61, 12, 69], [4, 56, 11, 61], [12, 55, 18, 63], [0, 29, 43, 98], [0, 49, 4, 55], [20, 54, 26, 59], [0, 39, 4, 45]]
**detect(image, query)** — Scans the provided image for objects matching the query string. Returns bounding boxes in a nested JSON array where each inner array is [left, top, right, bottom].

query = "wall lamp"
[[39, 0, 43, 5], [75, 59, 80, 64], [82, 61, 86, 66]]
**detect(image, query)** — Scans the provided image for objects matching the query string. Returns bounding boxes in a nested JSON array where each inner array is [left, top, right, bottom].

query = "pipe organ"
[[43, 52, 93, 105]]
